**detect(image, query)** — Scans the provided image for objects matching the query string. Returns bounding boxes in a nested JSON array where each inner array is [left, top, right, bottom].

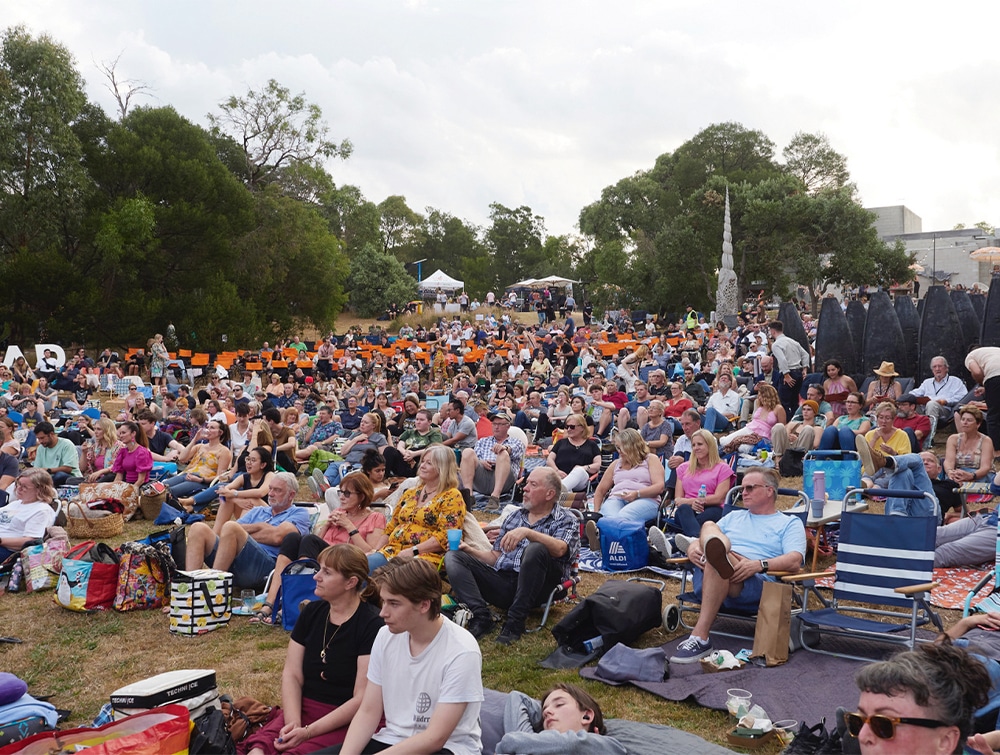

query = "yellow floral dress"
[[378, 486, 465, 569]]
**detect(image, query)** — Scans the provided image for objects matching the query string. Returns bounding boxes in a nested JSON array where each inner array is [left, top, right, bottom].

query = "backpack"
[[189, 707, 236, 755], [277, 559, 320, 631], [551, 579, 662, 653]]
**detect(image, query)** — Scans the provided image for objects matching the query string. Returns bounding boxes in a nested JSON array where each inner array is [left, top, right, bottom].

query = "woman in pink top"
[[111, 421, 153, 488], [720, 384, 786, 455], [592, 429, 665, 524], [674, 429, 735, 536]]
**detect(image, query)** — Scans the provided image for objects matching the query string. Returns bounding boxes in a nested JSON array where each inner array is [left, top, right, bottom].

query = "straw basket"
[[139, 489, 168, 520], [66, 501, 124, 539]]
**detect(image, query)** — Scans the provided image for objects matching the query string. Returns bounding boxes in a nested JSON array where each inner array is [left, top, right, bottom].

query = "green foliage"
[[782, 131, 852, 195], [207, 78, 352, 191], [377, 194, 424, 258], [576, 121, 910, 315], [346, 243, 418, 318]]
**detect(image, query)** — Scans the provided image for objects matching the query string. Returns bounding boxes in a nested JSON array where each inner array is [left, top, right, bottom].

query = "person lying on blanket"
[[668, 467, 806, 664], [495, 683, 626, 755]]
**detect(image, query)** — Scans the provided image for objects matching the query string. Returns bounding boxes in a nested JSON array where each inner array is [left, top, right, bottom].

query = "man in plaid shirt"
[[445, 467, 579, 647], [460, 409, 526, 511]]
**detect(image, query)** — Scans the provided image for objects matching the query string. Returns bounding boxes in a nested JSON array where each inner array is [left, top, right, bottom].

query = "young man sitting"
[[318, 558, 483, 755]]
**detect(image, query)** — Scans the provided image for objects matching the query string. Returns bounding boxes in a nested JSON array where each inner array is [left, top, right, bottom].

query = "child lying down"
[[496, 683, 627, 755]]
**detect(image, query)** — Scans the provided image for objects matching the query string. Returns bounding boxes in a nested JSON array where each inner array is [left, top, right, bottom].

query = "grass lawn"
[[0, 484, 964, 755]]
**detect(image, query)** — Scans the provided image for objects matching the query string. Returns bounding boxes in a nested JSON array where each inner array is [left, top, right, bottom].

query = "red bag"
[[54, 541, 120, 612], [0, 703, 190, 754]]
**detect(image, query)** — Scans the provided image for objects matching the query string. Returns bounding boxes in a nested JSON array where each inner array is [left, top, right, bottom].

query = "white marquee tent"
[[418, 269, 465, 292]]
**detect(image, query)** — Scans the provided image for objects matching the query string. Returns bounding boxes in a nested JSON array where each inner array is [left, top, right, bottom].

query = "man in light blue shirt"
[[183, 471, 309, 589]]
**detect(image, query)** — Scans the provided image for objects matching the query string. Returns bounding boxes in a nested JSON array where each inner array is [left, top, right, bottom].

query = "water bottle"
[[698, 484, 707, 500], [583, 635, 604, 653], [810, 470, 826, 519]]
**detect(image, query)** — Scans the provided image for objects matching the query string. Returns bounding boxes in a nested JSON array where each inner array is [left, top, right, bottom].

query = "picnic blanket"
[[814, 564, 994, 610], [578, 546, 684, 579], [581, 632, 891, 728]]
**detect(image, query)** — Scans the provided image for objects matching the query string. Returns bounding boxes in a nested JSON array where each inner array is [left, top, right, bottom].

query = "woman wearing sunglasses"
[[848, 642, 989, 754], [545, 414, 602, 492]]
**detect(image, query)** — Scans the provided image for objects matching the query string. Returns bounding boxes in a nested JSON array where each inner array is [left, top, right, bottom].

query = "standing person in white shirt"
[[910, 356, 969, 425], [767, 321, 811, 418], [320, 558, 483, 755], [965, 347, 1000, 453]]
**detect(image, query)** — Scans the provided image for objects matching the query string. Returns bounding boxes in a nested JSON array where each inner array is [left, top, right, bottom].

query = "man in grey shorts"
[[460, 410, 525, 511]]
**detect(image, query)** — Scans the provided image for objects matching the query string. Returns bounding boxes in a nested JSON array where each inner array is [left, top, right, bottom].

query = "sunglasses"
[[340, 489, 357, 497], [565, 424, 580, 429], [844, 712, 949, 740], [740, 483, 772, 494]]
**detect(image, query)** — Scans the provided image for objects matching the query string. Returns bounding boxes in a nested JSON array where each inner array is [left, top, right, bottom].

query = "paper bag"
[[750, 580, 792, 667]]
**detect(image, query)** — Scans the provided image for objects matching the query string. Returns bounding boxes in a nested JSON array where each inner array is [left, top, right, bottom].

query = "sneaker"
[[674, 533, 695, 556], [467, 615, 495, 640], [306, 476, 323, 500], [780, 720, 829, 755], [311, 468, 330, 494], [647, 525, 673, 558], [703, 534, 735, 579], [485, 495, 501, 513], [585, 520, 601, 552], [854, 435, 885, 477], [495, 622, 524, 646], [668, 634, 713, 664]]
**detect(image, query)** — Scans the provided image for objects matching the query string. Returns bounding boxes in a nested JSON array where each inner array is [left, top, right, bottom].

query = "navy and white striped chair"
[[784, 487, 942, 661]]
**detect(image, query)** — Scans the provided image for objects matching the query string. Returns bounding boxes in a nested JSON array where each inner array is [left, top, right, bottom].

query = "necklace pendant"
[[320, 649, 326, 663]]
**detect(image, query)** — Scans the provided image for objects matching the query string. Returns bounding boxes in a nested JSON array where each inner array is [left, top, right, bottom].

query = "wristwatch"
[[412, 546, 419, 558], [760, 559, 769, 574]]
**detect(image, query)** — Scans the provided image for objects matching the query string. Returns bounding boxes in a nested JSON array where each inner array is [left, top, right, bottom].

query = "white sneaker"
[[647, 525, 673, 558], [674, 534, 695, 556]]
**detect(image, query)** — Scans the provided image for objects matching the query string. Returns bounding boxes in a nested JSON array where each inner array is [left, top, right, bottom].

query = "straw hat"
[[873, 361, 898, 377]]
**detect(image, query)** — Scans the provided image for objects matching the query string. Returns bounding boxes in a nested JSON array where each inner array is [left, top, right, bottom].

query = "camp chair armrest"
[[781, 571, 830, 583], [894, 582, 938, 595], [769, 570, 797, 578], [667, 556, 691, 565]]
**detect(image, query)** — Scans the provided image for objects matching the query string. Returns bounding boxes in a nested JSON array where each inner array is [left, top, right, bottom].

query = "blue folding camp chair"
[[784, 487, 942, 661], [669, 486, 811, 643], [963, 509, 1000, 617]]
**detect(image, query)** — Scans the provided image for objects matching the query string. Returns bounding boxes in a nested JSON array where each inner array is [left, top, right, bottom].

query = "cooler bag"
[[596, 517, 648, 571], [277, 558, 320, 631], [803, 450, 862, 502], [110, 669, 219, 721], [169, 569, 233, 636]]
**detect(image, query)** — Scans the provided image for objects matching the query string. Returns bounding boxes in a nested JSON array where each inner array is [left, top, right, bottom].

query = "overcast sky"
[[7, 1, 1000, 238]]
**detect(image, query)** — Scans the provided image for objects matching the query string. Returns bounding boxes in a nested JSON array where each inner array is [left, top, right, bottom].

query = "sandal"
[[249, 603, 277, 625]]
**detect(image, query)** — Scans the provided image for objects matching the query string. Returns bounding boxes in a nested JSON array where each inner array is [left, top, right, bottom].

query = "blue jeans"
[[367, 551, 389, 572], [163, 473, 209, 499], [886, 453, 938, 517], [324, 462, 357, 487], [819, 425, 857, 451], [674, 503, 724, 537], [189, 483, 222, 509], [600, 496, 660, 523], [702, 408, 733, 433]]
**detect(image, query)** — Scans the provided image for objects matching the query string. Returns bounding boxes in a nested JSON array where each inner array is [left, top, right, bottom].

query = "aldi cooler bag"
[[596, 517, 648, 571]]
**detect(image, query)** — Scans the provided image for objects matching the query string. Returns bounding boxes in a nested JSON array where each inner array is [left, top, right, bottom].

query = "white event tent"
[[418, 269, 465, 292]]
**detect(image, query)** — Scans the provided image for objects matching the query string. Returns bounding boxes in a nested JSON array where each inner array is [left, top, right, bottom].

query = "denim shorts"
[[692, 568, 770, 614], [206, 536, 275, 590]]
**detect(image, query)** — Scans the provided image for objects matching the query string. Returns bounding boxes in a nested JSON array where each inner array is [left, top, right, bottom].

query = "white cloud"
[[6, 0, 1000, 236]]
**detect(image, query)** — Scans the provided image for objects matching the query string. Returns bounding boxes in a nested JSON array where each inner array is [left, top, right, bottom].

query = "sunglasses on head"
[[844, 712, 949, 740]]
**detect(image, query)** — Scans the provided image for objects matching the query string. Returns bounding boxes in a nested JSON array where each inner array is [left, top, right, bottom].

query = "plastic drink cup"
[[447, 528, 462, 551], [774, 720, 798, 745], [240, 589, 256, 612], [726, 689, 752, 718]]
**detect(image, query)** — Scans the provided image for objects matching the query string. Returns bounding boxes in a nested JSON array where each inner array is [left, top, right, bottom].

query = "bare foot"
[[178, 497, 195, 513]]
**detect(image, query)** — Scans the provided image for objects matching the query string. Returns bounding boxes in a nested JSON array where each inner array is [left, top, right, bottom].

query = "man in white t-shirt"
[[328, 558, 484, 755]]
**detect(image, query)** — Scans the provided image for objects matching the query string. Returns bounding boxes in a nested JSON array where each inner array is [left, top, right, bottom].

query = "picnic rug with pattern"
[[813, 564, 995, 610]]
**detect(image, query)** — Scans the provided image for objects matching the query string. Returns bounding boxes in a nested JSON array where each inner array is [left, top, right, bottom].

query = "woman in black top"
[[546, 413, 602, 492], [244, 544, 384, 755]]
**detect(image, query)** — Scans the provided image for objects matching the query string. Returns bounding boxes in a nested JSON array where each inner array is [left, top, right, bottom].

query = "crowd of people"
[[5, 295, 1000, 754]]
